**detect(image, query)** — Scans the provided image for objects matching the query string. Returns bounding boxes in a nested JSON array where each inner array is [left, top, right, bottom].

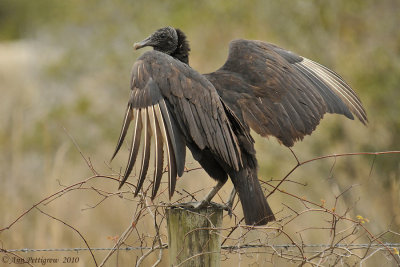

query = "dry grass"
[[1, 2, 400, 264]]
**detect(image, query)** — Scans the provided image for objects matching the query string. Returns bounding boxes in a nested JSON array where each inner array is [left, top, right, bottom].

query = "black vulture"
[[111, 26, 367, 226]]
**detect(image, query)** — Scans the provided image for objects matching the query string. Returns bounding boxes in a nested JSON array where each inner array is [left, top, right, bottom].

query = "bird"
[[111, 26, 367, 226]]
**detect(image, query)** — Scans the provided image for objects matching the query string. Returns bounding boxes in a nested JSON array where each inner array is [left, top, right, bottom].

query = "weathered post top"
[[166, 204, 223, 267]]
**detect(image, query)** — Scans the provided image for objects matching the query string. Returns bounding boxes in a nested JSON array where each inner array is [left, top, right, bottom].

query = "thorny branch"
[[1, 145, 400, 266], [35, 207, 98, 267]]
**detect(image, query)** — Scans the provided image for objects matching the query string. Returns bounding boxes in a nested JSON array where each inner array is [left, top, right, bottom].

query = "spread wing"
[[205, 40, 367, 147], [112, 51, 242, 199]]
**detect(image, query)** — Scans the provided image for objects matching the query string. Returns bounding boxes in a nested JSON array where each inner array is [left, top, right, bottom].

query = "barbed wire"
[[4, 243, 400, 253]]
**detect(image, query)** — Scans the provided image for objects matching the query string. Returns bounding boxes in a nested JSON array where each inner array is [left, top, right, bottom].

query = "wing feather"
[[159, 99, 186, 177], [134, 108, 152, 196], [301, 58, 367, 122], [149, 105, 164, 199], [293, 63, 349, 115], [111, 103, 133, 161], [205, 39, 367, 147], [154, 103, 177, 198], [119, 108, 142, 189]]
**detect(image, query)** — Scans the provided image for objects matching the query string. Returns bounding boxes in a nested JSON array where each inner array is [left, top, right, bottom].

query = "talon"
[[174, 201, 231, 211], [192, 200, 208, 209], [225, 203, 234, 217], [225, 188, 236, 217]]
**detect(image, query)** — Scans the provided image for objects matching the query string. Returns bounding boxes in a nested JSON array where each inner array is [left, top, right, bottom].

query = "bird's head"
[[134, 26, 178, 55]]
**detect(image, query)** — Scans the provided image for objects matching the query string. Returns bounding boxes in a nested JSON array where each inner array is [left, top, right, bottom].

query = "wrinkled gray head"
[[134, 26, 178, 55]]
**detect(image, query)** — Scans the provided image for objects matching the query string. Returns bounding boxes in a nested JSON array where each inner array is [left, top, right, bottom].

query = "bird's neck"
[[171, 29, 190, 65]]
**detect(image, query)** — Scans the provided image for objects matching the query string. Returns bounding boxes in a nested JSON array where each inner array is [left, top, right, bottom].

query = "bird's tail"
[[230, 167, 275, 225]]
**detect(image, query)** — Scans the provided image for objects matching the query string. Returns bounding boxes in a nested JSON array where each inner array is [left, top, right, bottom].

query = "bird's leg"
[[176, 180, 228, 210], [191, 180, 226, 209], [225, 188, 236, 216]]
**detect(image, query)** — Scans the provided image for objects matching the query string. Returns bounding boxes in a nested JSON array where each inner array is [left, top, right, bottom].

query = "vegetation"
[[1, 0, 399, 266]]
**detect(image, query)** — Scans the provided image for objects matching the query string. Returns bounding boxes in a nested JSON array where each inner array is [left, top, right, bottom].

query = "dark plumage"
[[112, 26, 367, 226]]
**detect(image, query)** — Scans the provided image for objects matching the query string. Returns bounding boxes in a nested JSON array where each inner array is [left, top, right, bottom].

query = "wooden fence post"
[[166, 205, 223, 267]]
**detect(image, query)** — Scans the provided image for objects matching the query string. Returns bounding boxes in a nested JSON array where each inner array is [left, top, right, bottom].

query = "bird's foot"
[[175, 201, 230, 211], [191, 199, 208, 209], [224, 188, 236, 217], [225, 199, 234, 217]]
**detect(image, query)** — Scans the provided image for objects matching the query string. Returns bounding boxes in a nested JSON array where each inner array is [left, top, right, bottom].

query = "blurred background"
[[1, 0, 399, 266]]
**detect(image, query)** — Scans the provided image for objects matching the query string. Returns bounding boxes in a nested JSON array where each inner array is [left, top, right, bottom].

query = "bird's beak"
[[133, 35, 152, 50]]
